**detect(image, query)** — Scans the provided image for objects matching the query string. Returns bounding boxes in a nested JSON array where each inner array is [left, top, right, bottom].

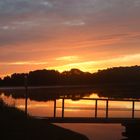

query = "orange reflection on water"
[[1, 93, 140, 118]]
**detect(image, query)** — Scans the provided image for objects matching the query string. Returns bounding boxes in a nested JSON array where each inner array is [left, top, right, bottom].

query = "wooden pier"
[[29, 97, 140, 124]]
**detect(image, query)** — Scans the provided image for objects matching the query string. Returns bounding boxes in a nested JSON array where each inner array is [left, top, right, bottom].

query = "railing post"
[[62, 98, 65, 118], [132, 101, 135, 119], [54, 99, 56, 118], [106, 100, 109, 118], [95, 99, 98, 118]]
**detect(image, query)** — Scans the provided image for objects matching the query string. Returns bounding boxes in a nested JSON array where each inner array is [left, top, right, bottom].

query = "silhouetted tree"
[[10, 73, 27, 86], [0, 66, 140, 86], [28, 69, 60, 86], [3, 76, 11, 86], [0, 78, 2, 86]]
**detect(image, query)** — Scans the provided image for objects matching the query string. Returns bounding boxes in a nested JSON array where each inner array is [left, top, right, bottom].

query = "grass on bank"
[[0, 100, 88, 140]]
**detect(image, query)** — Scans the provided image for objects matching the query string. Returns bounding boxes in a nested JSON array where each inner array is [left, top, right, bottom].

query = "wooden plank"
[[39, 117, 140, 124], [57, 97, 140, 102]]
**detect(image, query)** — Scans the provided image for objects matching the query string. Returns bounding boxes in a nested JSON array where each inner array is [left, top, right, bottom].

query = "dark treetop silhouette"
[[0, 66, 140, 87]]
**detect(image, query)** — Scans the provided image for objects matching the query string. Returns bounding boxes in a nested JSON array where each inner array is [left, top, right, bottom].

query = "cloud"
[[0, 0, 53, 15], [40, 1, 53, 7], [0, 25, 16, 30], [0, 61, 48, 66], [0, 0, 140, 46], [50, 53, 140, 72], [0, 0, 140, 76], [56, 56, 79, 61], [63, 20, 85, 26]]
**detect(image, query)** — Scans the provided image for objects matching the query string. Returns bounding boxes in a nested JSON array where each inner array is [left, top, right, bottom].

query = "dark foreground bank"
[[0, 100, 88, 140]]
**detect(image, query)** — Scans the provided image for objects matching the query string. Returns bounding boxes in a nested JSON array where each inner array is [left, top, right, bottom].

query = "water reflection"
[[56, 123, 123, 140], [0, 87, 140, 118], [0, 86, 140, 140]]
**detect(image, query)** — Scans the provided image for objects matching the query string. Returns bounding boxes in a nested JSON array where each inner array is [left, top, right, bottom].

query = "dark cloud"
[[0, 0, 53, 15]]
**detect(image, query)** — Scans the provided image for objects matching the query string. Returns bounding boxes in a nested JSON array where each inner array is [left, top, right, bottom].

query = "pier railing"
[[52, 97, 140, 119]]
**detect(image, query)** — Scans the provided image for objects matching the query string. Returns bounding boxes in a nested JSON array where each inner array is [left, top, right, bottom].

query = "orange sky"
[[0, 0, 140, 77]]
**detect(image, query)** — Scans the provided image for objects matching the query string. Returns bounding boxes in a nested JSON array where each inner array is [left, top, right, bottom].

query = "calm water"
[[0, 86, 140, 140]]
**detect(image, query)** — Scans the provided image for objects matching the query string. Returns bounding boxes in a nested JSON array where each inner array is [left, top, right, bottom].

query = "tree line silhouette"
[[0, 66, 140, 86]]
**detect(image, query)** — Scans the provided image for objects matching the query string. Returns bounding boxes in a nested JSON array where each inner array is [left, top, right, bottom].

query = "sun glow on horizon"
[[0, 53, 140, 78], [48, 53, 140, 73]]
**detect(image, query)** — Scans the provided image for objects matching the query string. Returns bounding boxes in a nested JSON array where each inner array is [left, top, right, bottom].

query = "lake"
[[0, 86, 140, 140]]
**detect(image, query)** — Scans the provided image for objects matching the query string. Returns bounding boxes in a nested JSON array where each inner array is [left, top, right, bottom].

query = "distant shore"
[[1, 66, 140, 87], [1, 83, 140, 101], [0, 82, 140, 89], [0, 85, 93, 90]]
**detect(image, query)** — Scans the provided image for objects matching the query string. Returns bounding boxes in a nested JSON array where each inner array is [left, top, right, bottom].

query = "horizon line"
[[0, 65, 139, 79]]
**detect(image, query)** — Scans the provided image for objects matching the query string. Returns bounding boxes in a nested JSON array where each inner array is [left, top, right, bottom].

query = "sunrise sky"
[[0, 0, 140, 77]]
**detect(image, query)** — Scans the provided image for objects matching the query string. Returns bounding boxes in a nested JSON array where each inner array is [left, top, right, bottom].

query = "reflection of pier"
[[25, 97, 140, 123]]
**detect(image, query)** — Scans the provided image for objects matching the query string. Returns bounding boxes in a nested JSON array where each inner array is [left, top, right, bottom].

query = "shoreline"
[[0, 100, 89, 140]]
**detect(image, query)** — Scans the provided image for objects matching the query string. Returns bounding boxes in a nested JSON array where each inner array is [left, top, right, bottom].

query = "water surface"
[[0, 86, 140, 140]]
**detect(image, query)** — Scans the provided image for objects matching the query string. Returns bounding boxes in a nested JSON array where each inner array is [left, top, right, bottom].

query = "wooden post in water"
[[106, 100, 109, 118], [24, 75, 28, 117], [95, 100, 98, 118], [132, 101, 135, 119], [54, 99, 56, 118], [62, 98, 65, 118]]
